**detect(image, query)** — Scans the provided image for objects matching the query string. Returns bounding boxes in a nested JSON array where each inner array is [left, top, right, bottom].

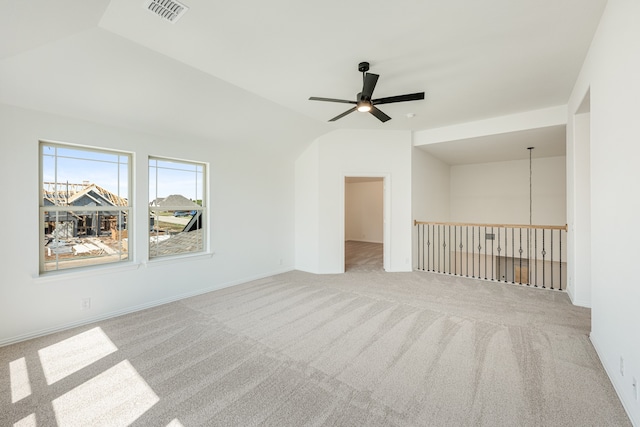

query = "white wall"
[[412, 147, 451, 223], [450, 156, 566, 225], [345, 180, 383, 243], [413, 106, 567, 146], [412, 147, 451, 269], [294, 142, 320, 272], [295, 129, 413, 274], [567, 0, 640, 424], [0, 104, 302, 345], [567, 109, 592, 306]]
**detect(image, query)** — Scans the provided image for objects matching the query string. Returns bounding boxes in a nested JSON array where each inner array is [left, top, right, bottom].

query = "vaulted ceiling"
[[1, 0, 607, 158]]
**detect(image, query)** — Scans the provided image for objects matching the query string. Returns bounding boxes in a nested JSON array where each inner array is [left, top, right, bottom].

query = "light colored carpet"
[[345, 241, 383, 272], [0, 270, 631, 426]]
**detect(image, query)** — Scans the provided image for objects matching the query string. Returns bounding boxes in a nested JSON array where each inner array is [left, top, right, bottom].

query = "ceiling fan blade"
[[309, 96, 356, 104], [372, 92, 425, 105], [369, 106, 391, 123], [361, 73, 379, 99], [329, 106, 357, 122]]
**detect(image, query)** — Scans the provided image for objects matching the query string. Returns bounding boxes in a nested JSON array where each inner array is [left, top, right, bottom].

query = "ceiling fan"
[[309, 62, 425, 123]]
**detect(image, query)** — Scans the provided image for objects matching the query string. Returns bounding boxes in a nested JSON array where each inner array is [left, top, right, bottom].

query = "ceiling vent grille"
[[144, 0, 188, 23]]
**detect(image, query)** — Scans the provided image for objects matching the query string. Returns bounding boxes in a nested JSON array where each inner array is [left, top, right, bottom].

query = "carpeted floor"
[[345, 241, 383, 272], [0, 268, 631, 426]]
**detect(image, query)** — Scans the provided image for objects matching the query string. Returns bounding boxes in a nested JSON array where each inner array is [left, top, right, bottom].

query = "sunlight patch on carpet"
[[52, 360, 159, 426], [9, 357, 31, 403], [13, 413, 36, 427], [38, 327, 117, 385]]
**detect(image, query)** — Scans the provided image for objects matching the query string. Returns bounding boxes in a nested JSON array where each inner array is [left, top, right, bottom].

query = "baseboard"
[[590, 334, 639, 426], [0, 266, 295, 347], [345, 239, 383, 244], [565, 284, 591, 308], [570, 298, 591, 308], [566, 283, 576, 303]]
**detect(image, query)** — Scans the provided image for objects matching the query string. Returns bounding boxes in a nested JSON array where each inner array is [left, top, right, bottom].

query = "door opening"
[[344, 177, 384, 271]]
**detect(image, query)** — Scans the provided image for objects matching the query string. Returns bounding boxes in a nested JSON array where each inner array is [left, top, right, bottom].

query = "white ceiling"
[[420, 125, 566, 165], [1, 0, 606, 160]]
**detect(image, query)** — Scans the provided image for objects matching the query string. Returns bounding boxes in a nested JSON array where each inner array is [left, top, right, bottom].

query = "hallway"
[[345, 241, 383, 272]]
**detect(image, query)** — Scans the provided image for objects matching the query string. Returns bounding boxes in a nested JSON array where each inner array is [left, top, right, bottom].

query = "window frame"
[[148, 156, 207, 260], [39, 141, 133, 274]]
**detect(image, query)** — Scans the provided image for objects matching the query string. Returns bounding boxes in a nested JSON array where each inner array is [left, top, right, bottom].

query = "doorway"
[[344, 177, 384, 271]]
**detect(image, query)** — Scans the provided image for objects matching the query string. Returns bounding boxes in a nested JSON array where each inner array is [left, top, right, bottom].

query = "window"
[[40, 143, 131, 273], [149, 157, 205, 258]]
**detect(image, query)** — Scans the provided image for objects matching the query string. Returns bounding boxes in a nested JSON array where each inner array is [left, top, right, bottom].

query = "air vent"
[[144, 0, 188, 23]]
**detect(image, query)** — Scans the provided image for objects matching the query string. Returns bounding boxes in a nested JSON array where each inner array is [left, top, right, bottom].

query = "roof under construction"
[[43, 182, 128, 207]]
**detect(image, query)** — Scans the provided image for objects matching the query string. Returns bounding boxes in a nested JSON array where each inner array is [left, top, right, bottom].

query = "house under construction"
[[42, 181, 128, 238]]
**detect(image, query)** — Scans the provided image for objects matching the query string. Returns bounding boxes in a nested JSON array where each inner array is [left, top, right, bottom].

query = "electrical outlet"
[[82, 298, 91, 310], [620, 356, 624, 376]]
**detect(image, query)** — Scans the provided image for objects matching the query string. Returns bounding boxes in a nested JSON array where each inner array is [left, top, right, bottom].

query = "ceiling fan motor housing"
[[358, 62, 370, 73], [357, 92, 369, 101]]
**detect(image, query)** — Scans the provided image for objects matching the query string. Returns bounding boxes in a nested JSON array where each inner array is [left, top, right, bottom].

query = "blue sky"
[[149, 158, 203, 203], [43, 145, 203, 202]]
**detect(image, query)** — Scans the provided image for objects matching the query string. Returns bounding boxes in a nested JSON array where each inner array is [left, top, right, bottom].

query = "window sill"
[[142, 251, 215, 268], [32, 252, 214, 282], [33, 261, 142, 284]]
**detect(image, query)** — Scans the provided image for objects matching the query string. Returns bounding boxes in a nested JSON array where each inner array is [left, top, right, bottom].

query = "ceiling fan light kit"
[[309, 61, 425, 123], [357, 100, 372, 112]]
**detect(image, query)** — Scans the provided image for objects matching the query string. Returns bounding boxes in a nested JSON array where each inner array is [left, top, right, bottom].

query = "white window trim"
[[39, 141, 133, 275], [148, 156, 208, 260]]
